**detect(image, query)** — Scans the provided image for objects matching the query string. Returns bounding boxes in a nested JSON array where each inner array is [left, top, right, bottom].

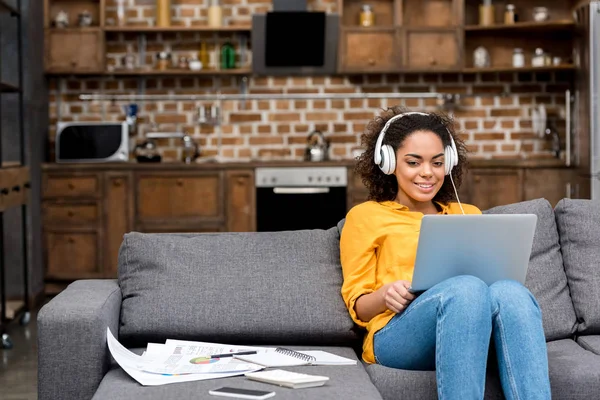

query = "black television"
[[252, 11, 339, 76]]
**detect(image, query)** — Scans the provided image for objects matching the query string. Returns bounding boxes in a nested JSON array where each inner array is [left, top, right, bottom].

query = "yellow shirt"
[[339, 200, 482, 364]]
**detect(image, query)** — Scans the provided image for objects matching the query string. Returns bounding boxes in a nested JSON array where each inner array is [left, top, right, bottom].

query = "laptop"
[[409, 214, 537, 293]]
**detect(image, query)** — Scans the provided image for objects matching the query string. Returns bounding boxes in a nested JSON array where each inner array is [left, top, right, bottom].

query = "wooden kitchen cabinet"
[[523, 168, 578, 207], [135, 171, 224, 232], [463, 168, 523, 210], [104, 172, 132, 276], [45, 29, 105, 73], [226, 170, 256, 232], [339, 28, 400, 72], [404, 30, 462, 70]]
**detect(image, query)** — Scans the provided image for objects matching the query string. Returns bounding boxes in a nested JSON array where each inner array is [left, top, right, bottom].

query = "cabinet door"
[[45, 232, 101, 279], [523, 168, 577, 207], [135, 171, 224, 230], [104, 173, 132, 277], [347, 167, 369, 211], [405, 30, 461, 69], [226, 170, 256, 232], [466, 169, 523, 211], [339, 28, 399, 72], [45, 29, 104, 73]]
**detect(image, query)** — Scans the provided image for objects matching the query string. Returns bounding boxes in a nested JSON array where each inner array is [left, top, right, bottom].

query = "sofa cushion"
[[484, 198, 577, 341], [118, 229, 361, 347], [577, 335, 600, 355], [546, 339, 600, 399], [93, 346, 383, 400], [365, 364, 503, 400], [554, 199, 600, 335]]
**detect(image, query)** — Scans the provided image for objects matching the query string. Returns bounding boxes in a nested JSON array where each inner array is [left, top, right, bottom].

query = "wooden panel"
[[0, 166, 30, 211], [226, 170, 256, 232], [405, 30, 460, 69], [403, 0, 457, 27], [43, 202, 98, 226], [523, 168, 576, 207], [45, 29, 104, 72], [341, 29, 398, 71], [43, 174, 99, 198], [340, 0, 397, 26], [105, 173, 131, 277], [136, 172, 223, 221], [467, 169, 523, 210], [45, 232, 100, 279]]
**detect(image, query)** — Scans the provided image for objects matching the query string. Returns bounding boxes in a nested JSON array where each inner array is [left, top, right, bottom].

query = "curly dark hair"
[[355, 105, 469, 204]]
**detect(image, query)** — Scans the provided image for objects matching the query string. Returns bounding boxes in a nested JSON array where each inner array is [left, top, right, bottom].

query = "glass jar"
[[532, 48, 550, 67], [359, 4, 374, 27], [512, 48, 524, 68], [157, 51, 170, 71], [504, 4, 516, 24]]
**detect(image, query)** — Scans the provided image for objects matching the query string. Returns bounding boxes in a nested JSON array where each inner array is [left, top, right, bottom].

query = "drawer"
[[43, 174, 100, 198], [45, 232, 100, 279], [136, 173, 223, 221], [43, 203, 99, 226], [0, 166, 30, 211]]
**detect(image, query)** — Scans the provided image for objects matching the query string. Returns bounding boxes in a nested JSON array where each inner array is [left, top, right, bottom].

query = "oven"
[[255, 167, 348, 232]]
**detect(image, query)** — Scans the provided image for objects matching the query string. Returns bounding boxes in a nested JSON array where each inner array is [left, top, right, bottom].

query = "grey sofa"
[[38, 198, 600, 400]]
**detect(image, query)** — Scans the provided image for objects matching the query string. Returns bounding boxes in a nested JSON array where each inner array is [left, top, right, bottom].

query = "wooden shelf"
[[0, 81, 19, 93], [465, 20, 575, 33], [104, 25, 251, 33], [47, 27, 102, 33], [0, 0, 18, 15], [462, 64, 576, 73], [106, 68, 252, 76]]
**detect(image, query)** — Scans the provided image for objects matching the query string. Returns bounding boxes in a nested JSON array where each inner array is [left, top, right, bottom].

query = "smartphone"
[[208, 387, 276, 399]]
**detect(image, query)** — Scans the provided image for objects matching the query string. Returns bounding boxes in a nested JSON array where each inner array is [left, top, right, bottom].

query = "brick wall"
[[47, 0, 573, 162]]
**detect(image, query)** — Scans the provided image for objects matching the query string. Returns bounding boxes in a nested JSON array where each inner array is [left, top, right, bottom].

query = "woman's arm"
[[355, 280, 415, 322]]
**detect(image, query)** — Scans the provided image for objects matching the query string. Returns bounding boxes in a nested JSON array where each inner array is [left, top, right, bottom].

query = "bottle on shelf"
[[220, 42, 236, 69], [199, 42, 210, 69], [208, 0, 223, 28], [359, 5, 374, 27], [479, 0, 495, 26], [156, 0, 171, 27], [504, 4, 516, 24], [117, 0, 126, 26]]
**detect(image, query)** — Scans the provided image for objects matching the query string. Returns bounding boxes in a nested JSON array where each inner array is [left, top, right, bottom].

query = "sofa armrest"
[[37, 280, 121, 400]]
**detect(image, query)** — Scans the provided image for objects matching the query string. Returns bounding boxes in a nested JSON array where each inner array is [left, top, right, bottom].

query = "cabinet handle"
[[236, 177, 245, 185], [67, 211, 74, 217], [12, 185, 20, 192], [24, 182, 30, 189], [113, 179, 123, 187], [176, 179, 184, 187], [68, 237, 75, 244], [429, 57, 437, 66], [68, 183, 75, 190], [474, 177, 481, 183], [0, 188, 8, 195], [368, 58, 375, 66]]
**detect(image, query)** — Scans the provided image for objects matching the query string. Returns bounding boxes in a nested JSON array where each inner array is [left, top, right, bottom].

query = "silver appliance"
[[573, 1, 600, 199], [56, 121, 129, 163], [255, 167, 347, 231]]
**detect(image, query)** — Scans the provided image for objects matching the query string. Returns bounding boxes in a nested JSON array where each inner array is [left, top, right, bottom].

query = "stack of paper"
[[106, 328, 265, 386]]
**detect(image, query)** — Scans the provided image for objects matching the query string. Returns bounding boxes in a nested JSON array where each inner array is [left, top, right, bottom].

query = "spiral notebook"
[[233, 347, 356, 367]]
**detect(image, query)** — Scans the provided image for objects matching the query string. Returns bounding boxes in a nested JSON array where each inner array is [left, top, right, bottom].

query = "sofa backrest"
[[484, 198, 577, 341], [117, 228, 362, 347], [554, 199, 600, 335]]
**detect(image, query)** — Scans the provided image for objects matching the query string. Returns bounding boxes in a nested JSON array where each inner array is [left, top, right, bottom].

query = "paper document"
[[106, 328, 264, 386], [234, 347, 357, 367]]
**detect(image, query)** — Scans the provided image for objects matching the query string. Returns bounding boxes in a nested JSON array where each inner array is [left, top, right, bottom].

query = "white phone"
[[208, 387, 276, 399]]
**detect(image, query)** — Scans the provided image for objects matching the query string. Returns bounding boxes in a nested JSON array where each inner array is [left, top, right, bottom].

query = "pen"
[[210, 350, 257, 359]]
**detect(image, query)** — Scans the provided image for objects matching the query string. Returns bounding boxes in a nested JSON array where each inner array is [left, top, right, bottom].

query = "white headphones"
[[373, 112, 459, 176]]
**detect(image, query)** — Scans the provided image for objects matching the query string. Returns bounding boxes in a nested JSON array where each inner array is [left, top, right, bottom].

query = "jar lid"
[[513, 48, 523, 52], [506, 4, 515, 10], [362, 4, 372, 10], [534, 48, 545, 55]]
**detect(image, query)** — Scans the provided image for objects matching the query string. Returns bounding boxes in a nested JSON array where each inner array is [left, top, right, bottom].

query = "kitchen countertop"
[[42, 158, 574, 170]]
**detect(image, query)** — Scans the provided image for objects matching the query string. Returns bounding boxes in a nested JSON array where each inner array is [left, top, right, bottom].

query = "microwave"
[[56, 122, 129, 163]]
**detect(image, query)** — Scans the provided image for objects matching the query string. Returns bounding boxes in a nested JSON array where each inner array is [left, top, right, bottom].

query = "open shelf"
[[465, 20, 575, 33], [104, 25, 251, 33], [462, 64, 576, 73], [0, 0, 18, 15], [106, 68, 252, 76], [0, 81, 19, 93]]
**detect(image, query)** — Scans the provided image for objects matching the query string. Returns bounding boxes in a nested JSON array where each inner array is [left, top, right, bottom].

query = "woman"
[[340, 106, 551, 399]]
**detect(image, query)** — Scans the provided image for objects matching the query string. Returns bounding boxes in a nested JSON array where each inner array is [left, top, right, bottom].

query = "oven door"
[[256, 186, 347, 232]]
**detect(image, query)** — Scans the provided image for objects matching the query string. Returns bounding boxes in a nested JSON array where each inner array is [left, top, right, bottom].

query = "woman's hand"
[[381, 280, 416, 314]]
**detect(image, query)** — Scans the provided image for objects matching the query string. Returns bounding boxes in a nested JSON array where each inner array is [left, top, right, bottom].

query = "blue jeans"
[[373, 276, 551, 400]]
